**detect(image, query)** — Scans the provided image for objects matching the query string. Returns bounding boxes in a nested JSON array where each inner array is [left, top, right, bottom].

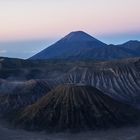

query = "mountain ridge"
[[15, 84, 140, 132], [30, 31, 140, 60]]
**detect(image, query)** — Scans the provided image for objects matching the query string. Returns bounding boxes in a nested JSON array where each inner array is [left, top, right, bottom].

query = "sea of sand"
[[0, 123, 140, 140]]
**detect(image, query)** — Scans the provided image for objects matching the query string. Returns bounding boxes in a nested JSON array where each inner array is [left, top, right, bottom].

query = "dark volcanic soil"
[[0, 124, 140, 140]]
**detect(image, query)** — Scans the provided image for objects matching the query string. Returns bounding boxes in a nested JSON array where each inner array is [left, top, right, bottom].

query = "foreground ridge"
[[16, 84, 140, 132]]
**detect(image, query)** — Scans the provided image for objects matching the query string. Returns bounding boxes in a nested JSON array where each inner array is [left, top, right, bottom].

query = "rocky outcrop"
[[62, 58, 140, 106], [0, 79, 55, 116]]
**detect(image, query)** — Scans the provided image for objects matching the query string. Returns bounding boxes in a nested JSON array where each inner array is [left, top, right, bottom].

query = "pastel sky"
[[0, 0, 140, 58]]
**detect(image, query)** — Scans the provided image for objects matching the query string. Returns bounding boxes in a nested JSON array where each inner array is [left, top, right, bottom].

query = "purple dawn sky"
[[0, 0, 140, 58]]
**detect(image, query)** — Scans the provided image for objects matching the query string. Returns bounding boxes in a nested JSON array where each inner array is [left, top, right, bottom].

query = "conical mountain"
[[16, 84, 139, 132], [30, 31, 107, 60], [30, 31, 140, 60]]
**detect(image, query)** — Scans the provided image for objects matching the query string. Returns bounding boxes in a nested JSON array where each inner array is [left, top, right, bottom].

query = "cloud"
[[0, 49, 7, 54]]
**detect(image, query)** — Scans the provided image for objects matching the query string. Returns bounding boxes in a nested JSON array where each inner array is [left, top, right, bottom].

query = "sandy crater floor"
[[0, 124, 140, 140]]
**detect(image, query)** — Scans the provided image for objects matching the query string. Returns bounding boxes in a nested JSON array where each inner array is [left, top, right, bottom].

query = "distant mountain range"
[[30, 31, 140, 60]]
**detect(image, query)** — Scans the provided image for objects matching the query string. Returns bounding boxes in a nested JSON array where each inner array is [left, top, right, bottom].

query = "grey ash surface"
[[0, 123, 140, 140]]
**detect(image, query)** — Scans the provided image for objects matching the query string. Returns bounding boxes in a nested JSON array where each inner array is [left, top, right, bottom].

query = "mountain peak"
[[69, 30, 87, 34], [61, 30, 99, 42], [29, 31, 107, 60]]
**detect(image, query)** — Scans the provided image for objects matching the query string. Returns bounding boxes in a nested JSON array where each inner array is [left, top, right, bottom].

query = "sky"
[[0, 0, 140, 59]]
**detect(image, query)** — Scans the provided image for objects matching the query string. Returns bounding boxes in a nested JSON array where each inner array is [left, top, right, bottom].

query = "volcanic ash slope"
[[16, 84, 140, 132]]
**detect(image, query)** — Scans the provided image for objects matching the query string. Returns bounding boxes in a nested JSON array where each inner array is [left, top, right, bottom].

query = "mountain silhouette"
[[30, 31, 140, 60], [30, 31, 107, 60]]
